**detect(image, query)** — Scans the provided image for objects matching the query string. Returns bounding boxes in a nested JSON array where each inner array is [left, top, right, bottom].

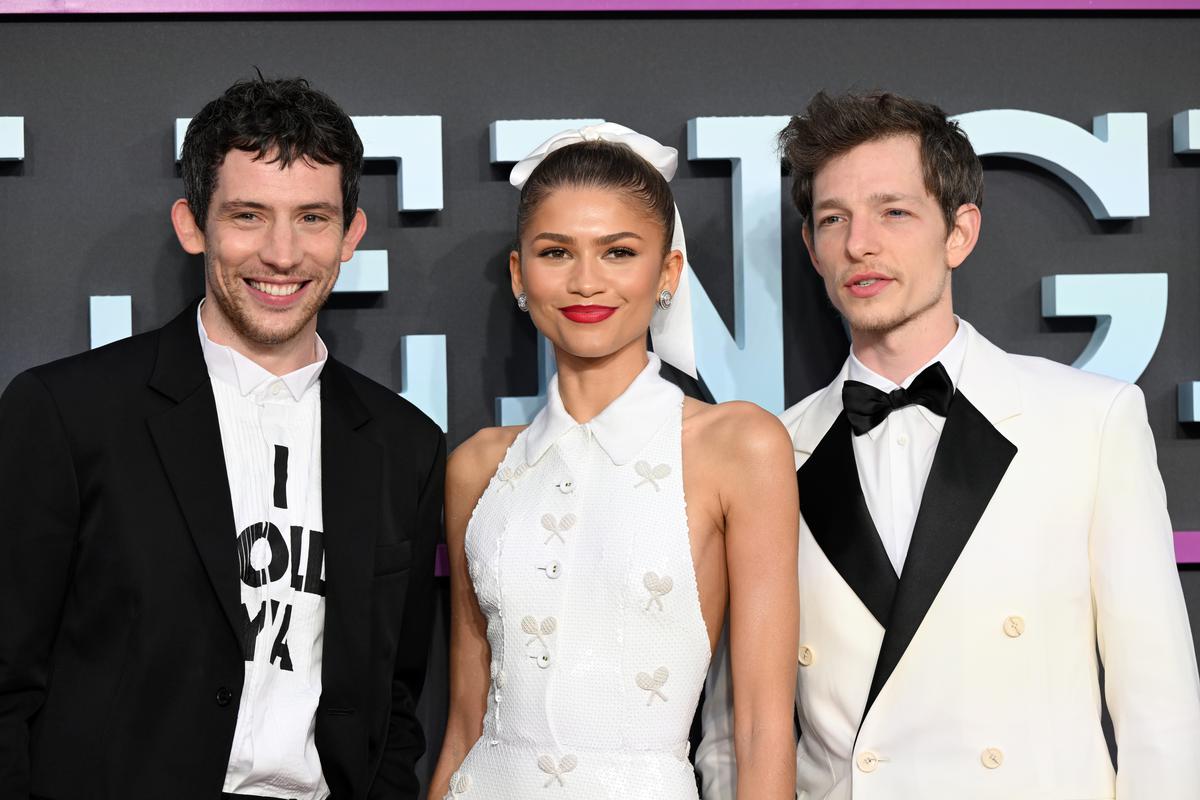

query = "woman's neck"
[[553, 339, 650, 424]]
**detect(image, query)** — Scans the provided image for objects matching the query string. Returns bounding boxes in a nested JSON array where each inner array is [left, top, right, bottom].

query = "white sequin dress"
[[448, 354, 712, 799]]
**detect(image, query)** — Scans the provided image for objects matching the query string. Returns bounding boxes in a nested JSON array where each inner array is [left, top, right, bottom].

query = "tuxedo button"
[[981, 747, 1004, 769], [1003, 616, 1025, 638], [896, 434, 909, 447], [215, 686, 233, 707], [856, 751, 879, 773], [798, 645, 815, 666]]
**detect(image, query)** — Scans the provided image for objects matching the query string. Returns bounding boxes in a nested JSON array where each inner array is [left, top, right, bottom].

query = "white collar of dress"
[[525, 352, 684, 467]]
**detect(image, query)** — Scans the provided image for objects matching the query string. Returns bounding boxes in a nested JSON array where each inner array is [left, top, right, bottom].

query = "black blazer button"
[[215, 687, 233, 707]]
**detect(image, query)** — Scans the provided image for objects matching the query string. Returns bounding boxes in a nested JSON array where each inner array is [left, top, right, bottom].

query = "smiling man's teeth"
[[855, 279, 878, 287], [249, 280, 302, 297]]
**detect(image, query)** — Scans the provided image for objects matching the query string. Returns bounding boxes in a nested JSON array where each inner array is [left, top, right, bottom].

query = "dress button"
[[215, 686, 233, 707], [541, 560, 562, 579], [856, 751, 879, 773], [798, 645, 815, 667], [557, 479, 576, 494], [1003, 615, 1025, 638], [537, 652, 552, 669], [981, 747, 1004, 769]]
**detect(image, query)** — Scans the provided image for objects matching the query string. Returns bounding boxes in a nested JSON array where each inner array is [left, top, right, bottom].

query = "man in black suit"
[[0, 77, 445, 800]]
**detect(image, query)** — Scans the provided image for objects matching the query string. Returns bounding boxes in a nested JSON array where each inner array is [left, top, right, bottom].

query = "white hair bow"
[[509, 122, 697, 379]]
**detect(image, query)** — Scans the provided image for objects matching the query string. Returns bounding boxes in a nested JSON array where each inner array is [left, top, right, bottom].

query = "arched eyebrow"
[[595, 231, 643, 245], [532, 231, 644, 245], [532, 232, 573, 244]]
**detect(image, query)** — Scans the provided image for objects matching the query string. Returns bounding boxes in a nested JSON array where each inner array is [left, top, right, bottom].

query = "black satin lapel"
[[147, 386, 242, 638], [798, 412, 898, 627], [317, 363, 380, 716], [861, 391, 1017, 721]]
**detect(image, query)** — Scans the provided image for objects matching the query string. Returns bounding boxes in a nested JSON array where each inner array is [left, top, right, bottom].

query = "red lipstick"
[[560, 305, 617, 324]]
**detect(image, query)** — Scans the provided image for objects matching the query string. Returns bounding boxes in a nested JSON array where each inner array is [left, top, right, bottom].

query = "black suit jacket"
[[0, 302, 445, 800]]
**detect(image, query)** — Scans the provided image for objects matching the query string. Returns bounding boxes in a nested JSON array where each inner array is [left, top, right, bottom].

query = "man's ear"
[[946, 203, 981, 270], [509, 249, 524, 299], [171, 199, 205, 255], [340, 208, 368, 262]]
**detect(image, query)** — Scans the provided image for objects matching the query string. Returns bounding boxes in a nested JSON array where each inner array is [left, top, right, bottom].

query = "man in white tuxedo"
[[696, 90, 1200, 799]]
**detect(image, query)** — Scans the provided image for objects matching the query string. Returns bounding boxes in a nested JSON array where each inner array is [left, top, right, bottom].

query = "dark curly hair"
[[180, 75, 363, 232], [516, 140, 676, 254], [780, 91, 983, 234]]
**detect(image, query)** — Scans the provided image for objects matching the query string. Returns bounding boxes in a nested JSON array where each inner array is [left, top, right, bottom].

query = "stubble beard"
[[841, 268, 950, 338], [207, 252, 333, 347]]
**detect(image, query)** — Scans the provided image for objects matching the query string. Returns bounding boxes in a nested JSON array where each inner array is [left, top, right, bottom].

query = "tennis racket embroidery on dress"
[[633, 461, 671, 491]]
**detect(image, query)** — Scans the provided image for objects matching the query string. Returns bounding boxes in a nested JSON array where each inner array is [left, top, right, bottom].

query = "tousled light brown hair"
[[779, 91, 983, 234]]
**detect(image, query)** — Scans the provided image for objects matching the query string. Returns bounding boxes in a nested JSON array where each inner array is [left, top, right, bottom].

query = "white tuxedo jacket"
[[697, 320, 1200, 799]]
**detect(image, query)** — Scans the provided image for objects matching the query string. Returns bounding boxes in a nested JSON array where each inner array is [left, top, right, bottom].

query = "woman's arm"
[[427, 428, 516, 798], [720, 403, 800, 798]]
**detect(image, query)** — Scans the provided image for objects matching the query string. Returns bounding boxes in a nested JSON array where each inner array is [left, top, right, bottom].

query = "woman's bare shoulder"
[[682, 398, 792, 465], [447, 425, 526, 495]]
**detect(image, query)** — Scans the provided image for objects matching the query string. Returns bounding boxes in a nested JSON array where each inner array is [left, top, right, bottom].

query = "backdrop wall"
[[2, 12, 1198, 793]]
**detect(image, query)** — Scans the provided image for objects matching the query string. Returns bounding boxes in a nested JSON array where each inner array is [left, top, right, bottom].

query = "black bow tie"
[[842, 361, 954, 436]]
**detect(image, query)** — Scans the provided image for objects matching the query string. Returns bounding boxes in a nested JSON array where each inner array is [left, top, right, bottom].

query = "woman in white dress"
[[429, 125, 799, 799]]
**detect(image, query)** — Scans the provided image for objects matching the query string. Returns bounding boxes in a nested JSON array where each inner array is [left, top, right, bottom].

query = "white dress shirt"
[[847, 319, 967, 575], [197, 305, 331, 800]]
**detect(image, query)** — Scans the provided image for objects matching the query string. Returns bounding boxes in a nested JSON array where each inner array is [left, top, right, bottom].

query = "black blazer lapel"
[[146, 302, 242, 640], [861, 391, 1017, 721], [316, 359, 381, 713], [798, 412, 898, 628]]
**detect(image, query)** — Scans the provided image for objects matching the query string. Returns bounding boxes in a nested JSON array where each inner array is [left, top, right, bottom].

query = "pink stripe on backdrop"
[[435, 542, 449, 577], [1176, 531, 1200, 564], [8, 0, 1200, 12], [433, 538, 1200, 574]]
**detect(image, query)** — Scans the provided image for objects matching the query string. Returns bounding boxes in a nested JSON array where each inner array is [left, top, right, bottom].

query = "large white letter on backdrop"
[[0, 117, 22, 160], [955, 110, 1166, 388], [687, 116, 789, 414], [1174, 110, 1200, 421]]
